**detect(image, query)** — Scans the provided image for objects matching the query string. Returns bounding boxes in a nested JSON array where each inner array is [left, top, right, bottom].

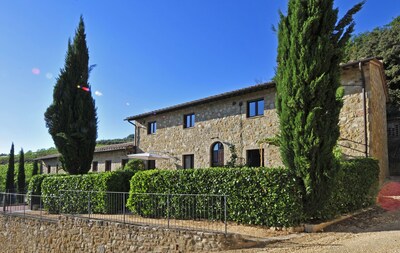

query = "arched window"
[[211, 142, 224, 167]]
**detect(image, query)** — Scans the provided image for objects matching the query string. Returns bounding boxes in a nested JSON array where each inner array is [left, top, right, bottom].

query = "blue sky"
[[0, 0, 399, 154]]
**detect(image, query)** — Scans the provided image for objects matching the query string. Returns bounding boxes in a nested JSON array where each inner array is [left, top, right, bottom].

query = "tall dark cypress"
[[45, 16, 98, 174], [17, 149, 25, 193], [276, 0, 364, 217], [5, 143, 15, 192], [32, 160, 39, 176]]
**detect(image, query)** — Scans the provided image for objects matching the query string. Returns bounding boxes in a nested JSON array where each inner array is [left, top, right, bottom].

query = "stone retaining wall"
[[0, 215, 247, 253]]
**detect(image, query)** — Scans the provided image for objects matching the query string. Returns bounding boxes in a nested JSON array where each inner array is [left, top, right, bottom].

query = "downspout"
[[127, 120, 138, 154], [359, 62, 368, 157]]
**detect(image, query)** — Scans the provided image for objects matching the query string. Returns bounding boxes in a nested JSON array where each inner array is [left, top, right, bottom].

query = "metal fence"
[[0, 191, 228, 234]]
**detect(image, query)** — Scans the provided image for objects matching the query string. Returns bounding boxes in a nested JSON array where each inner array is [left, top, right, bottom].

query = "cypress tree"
[[276, 0, 364, 217], [32, 160, 39, 176], [44, 16, 98, 174], [17, 149, 25, 194], [5, 143, 15, 192]]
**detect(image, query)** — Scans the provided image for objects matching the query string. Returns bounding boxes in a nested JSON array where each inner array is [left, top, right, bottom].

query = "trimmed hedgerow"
[[306, 158, 380, 221], [127, 167, 304, 227], [27, 174, 66, 207], [126, 158, 379, 226], [41, 170, 134, 214], [27, 174, 63, 196], [332, 158, 380, 214]]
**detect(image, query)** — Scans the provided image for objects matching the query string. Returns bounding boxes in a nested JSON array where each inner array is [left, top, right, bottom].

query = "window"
[[47, 165, 51, 174], [183, 154, 194, 169], [148, 160, 156, 169], [388, 124, 400, 137], [105, 160, 112, 171], [121, 159, 129, 168], [247, 149, 264, 167], [148, 121, 157, 134], [211, 142, 224, 167], [247, 99, 264, 117], [184, 113, 195, 128], [92, 161, 98, 172]]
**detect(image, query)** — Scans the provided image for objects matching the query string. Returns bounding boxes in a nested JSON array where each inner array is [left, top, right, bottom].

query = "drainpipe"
[[359, 62, 368, 157], [127, 120, 137, 154]]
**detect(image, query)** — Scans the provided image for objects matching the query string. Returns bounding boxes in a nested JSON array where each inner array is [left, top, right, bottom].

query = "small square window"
[[183, 154, 194, 169], [184, 113, 195, 128], [247, 99, 264, 117], [105, 160, 112, 171], [148, 160, 156, 169], [92, 161, 98, 172], [121, 159, 129, 168], [148, 121, 157, 134], [246, 149, 264, 167]]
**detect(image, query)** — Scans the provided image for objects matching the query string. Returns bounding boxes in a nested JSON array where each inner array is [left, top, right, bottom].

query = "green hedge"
[[127, 167, 304, 227], [126, 158, 379, 226], [41, 170, 134, 214], [331, 158, 379, 214]]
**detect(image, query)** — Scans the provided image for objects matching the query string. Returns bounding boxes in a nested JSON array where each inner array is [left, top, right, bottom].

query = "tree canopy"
[[345, 16, 400, 115]]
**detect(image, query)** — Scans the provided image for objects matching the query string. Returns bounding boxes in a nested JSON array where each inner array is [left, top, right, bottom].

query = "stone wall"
[[338, 66, 366, 158], [40, 150, 130, 174], [135, 60, 388, 178], [91, 150, 130, 172], [0, 215, 247, 252], [368, 61, 389, 182], [136, 89, 281, 169]]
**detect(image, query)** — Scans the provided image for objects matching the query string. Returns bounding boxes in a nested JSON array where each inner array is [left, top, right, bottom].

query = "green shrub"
[[332, 158, 379, 213], [122, 159, 145, 173], [27, 174, 66, 206], [41, 170, 134, 214], [127, 167, 304, 227], [126, 158, 379, 226]]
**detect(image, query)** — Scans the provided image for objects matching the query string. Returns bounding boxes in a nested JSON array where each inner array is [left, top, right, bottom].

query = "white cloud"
[[94, 90, 103, 96], [126, 102, 130, 106], [45, 72, 53, 79]]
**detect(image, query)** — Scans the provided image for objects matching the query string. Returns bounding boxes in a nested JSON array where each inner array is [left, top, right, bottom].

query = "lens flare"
[[32, 68, 40, 75]]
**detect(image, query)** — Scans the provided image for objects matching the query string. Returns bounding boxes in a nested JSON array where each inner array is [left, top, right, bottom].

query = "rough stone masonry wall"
[[136, 89, 281, 169], [41, 150, 130, 174], [0, 215, 245, 253], [136, 63, 388, 175], [368, 62, 389, 182], [338, 66, 368, 158]]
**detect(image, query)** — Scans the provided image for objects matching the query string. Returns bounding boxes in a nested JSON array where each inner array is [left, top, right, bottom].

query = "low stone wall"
[[0, 215, 249, 252]]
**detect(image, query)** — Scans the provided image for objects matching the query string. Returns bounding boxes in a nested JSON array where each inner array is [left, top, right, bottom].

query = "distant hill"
[[96, 134, 134, 146]]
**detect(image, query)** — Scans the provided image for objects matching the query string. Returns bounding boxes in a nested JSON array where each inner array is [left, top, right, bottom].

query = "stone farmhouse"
[[125, 58, 389, 182], [35, 142, 135, 174]]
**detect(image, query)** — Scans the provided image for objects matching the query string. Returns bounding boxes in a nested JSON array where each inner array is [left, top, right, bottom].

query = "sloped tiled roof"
[[125, 57, 384, 121], [125, 82, 275, 121], [34, 142, 135, 161]]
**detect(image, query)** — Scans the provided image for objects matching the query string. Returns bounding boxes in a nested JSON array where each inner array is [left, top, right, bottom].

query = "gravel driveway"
[[221, 207, 400, 253]]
